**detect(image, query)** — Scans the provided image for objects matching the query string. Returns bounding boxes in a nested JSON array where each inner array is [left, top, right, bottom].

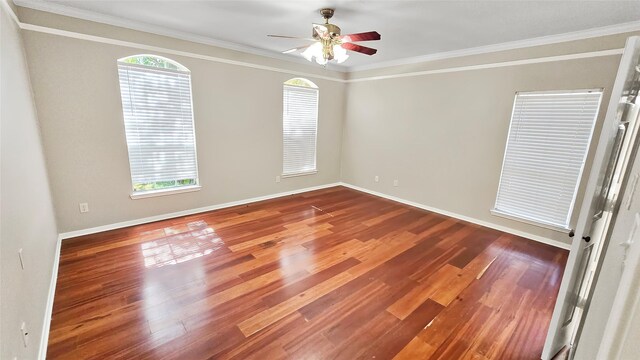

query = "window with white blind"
[[117, 55, 199, 198], [282, 78, 319, 177], [492, 89, 603, 230]]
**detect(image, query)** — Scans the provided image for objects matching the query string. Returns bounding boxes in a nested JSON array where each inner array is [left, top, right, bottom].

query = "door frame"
[[596, 212, 640, 359], [542, 36, 640, 359]]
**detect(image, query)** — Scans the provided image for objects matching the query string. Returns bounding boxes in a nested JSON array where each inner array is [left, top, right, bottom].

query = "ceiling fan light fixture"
[[301, 42, 332, 65], [302, 42, 323, 62], [268, 8, 379, 66], [334, 45, 349, 63]]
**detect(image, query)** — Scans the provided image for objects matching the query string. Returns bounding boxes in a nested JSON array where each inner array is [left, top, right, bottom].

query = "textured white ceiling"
[[14, 0, 640, 70]]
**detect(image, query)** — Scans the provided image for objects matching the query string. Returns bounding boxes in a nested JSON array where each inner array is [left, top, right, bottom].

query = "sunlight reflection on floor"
[[140, 220, 226, 268]]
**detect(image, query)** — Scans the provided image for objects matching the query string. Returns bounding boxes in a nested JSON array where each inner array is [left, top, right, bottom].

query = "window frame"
[[117, 55, 201, 199], [282, 78, 319, 177], [491, 89, 604, 232]]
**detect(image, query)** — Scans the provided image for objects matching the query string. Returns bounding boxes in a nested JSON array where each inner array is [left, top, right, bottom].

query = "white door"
[[596, 199, 640, 359], [542, 36, 640, 359]]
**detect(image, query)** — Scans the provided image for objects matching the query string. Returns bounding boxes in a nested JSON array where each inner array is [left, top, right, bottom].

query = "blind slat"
[[283, 84, 318, 175], [118, 63, 199, 185], [494, 90, 602, 228]]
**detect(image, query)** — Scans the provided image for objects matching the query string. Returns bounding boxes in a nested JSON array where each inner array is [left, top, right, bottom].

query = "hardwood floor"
[[48, 186, 568, 359]]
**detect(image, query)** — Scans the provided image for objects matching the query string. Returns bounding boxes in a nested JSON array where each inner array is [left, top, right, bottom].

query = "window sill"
[[130, 185, 202, 200], [282, 170, 318, 178], [490, 209, 571, 233]]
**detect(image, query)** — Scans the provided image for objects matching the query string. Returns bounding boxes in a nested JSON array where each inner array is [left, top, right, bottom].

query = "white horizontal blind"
[[118, 63, 198, 187], [494, 90, 603, 229], [283, 85, 318, 175]]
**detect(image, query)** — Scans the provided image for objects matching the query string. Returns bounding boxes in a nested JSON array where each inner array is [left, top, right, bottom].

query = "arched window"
[[117, 55, 199, 197], [282, 78, 318, 176]]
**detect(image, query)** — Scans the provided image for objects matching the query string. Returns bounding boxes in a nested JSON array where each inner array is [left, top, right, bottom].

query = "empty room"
[[3, 0, 640, 359]]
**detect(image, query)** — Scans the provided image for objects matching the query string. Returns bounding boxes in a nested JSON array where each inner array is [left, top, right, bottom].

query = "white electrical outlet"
[[374, 175, 379, 183], [20, 322, 28, 347], [18, 249, 24, 270], [393, 179, 399, 187], [275, 175, 281, 183], [79, 203, 89, 213]]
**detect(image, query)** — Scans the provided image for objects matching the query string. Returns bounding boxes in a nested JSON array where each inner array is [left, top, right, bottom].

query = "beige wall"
[[341, 55, 621, 245], [1, 5, 59, 359], [20, 11, 346, 233], [15, 6, 637, 247]]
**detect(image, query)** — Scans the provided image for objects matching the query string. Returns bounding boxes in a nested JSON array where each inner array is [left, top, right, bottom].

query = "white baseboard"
[[59, 181, 571, 250], [338, 182, 571, 250], [59, 183, 341, 240], [39, 234, 62, 360], [44, 180, 567, 358]]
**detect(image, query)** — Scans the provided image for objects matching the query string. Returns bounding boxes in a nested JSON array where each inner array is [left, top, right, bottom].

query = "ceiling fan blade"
[[340, 31, 381, 42], [341, 42, 377, 56], [267, 35, 315, 41], [282, 44, 311, 54]]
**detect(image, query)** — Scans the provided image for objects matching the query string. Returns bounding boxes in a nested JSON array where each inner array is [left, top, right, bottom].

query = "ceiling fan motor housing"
[[313, 8, 341, 40], [312, 23, 341, 39], [320, 8, 334, 19]]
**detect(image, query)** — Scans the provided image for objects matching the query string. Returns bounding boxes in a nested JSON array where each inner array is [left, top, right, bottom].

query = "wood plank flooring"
[[47, 186, 568, 359]]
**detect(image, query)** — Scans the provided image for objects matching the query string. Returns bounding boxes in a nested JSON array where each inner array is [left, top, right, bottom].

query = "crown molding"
[[346, 48, 623, 83], [20, 20, 621, 84], [13, 0, 640, 73], [19, 22, 347, 83], [347, 20, 640, 72], [12, 0, 347, 73], [11, 0, 640, 76]]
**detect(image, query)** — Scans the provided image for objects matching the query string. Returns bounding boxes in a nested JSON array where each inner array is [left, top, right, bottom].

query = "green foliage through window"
[[284, 78, 318, 88], [121, 55, 186, 71], [133, 178, 197, 192]]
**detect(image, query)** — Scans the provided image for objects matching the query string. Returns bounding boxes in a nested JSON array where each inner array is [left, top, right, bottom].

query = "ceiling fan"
[[268, 8, 381, 65]]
